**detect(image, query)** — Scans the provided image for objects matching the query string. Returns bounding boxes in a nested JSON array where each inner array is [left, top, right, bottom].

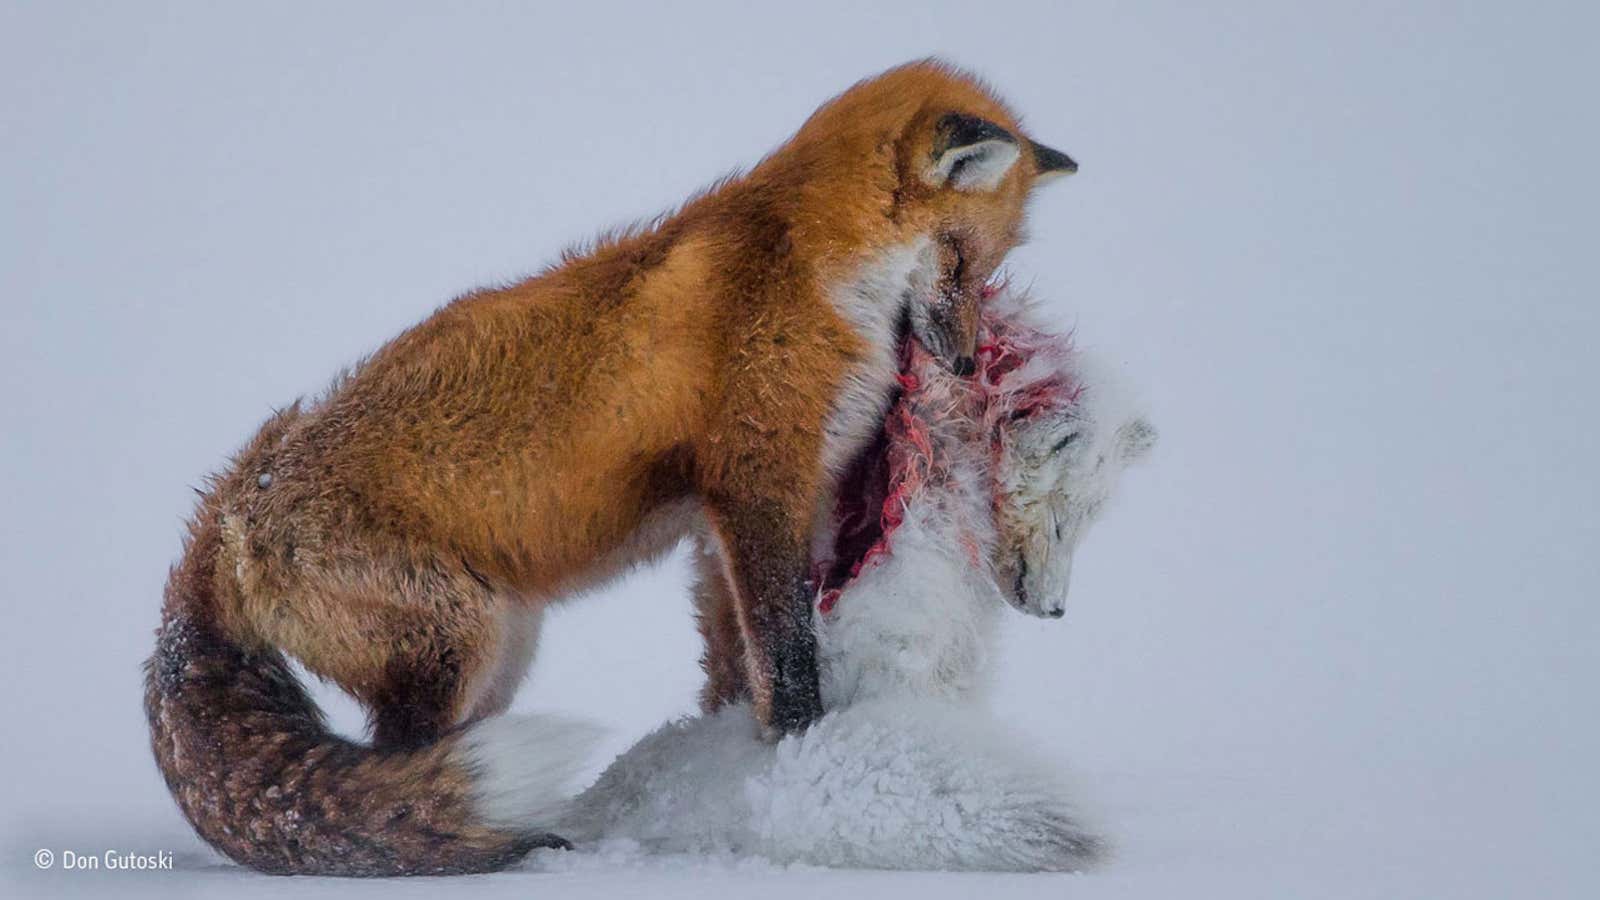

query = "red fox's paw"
[[527, 833, 574, 852], [767, 638, 824, 734]]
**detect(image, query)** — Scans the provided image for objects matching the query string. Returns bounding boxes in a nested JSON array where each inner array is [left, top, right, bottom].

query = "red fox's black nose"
[[952, 356, 976, 377]]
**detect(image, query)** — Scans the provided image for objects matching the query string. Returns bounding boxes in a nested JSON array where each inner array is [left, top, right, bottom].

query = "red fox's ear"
[[923, 113, 1022, 192], [1030, 140, 1079, 183]]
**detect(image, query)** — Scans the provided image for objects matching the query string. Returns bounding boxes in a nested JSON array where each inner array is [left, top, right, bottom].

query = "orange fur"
[[173, 58, 1073, 750]]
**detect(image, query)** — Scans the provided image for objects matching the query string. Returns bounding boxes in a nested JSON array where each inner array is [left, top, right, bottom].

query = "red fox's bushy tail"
[[144, 508, 596, 876]]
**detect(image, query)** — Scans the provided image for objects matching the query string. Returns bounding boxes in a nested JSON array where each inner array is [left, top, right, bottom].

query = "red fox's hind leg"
[[349, 565, 503, 752], [464, 604, 543, 723], [258, 549, 523, 751], [368, 641, 476, 751]]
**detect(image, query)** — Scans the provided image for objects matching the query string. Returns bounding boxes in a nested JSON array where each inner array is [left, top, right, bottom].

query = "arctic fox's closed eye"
[[557, 290, 1155, 872]]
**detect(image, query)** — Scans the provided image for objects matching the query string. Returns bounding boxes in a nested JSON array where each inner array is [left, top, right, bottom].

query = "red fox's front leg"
[[706, 491, 824, 734], [692, 543, 751, 713]]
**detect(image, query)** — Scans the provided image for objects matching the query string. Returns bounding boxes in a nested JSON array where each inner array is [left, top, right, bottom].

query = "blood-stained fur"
[[565, 288, 1155, 870], [146, 60, 1077, 875]]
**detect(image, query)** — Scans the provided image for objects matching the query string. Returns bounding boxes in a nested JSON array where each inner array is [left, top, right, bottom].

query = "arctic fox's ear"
[[924, 113, 1022, 192], [1116, 419, 1158, 464]]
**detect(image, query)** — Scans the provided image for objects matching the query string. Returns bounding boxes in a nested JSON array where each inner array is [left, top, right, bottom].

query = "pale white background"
[[3, 2, 1596, 897]]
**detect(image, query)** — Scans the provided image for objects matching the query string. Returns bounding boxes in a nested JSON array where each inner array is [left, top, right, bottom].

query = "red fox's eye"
[[1009, 407, 1033, 422]]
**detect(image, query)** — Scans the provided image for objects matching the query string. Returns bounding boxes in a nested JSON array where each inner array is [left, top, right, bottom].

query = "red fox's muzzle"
[[907, 292, 976, 376], [910, 230, 996, 375]]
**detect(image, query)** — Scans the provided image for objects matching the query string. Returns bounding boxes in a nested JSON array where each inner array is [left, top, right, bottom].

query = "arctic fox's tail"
[[144, 511, 597, 876], [562, 701, 1104, 872]]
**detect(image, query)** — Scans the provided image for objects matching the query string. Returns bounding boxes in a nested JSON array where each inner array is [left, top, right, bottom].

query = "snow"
[[3, 2, 1597, 898]]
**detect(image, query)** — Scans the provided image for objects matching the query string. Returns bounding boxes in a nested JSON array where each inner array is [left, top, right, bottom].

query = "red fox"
[[145, 59, 1077, 876]]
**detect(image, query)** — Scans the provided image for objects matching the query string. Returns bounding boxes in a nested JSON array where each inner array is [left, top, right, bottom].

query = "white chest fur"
[[817, 236, 938, 480]]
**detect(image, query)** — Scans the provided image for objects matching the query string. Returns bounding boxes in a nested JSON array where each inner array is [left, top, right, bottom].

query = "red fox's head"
[[779, 60, 1077, 375], [898, 107, 1075, 375]]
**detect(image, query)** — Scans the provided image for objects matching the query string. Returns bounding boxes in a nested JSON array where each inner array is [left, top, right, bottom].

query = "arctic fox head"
[[980, 316, 1156, 619], [816, 287, 1154, 625]]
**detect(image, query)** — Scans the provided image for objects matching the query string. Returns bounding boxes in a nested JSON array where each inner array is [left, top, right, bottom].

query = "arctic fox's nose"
[[1047, 607, 1065, 619]]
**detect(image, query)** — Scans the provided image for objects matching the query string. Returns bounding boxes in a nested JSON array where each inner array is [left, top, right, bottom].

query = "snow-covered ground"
[[3, 3, 1596, 897]]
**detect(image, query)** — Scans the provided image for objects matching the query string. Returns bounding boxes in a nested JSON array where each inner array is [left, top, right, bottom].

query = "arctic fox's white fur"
[[556, 291, 1154, 871]]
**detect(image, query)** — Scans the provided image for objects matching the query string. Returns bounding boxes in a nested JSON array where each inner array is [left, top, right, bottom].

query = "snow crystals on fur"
[[558, 700, 1101, 872], [550, 287, 1150, 872]]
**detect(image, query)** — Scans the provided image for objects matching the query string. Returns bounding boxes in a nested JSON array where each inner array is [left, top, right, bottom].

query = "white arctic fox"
[[555, 289, 1155, 872]]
